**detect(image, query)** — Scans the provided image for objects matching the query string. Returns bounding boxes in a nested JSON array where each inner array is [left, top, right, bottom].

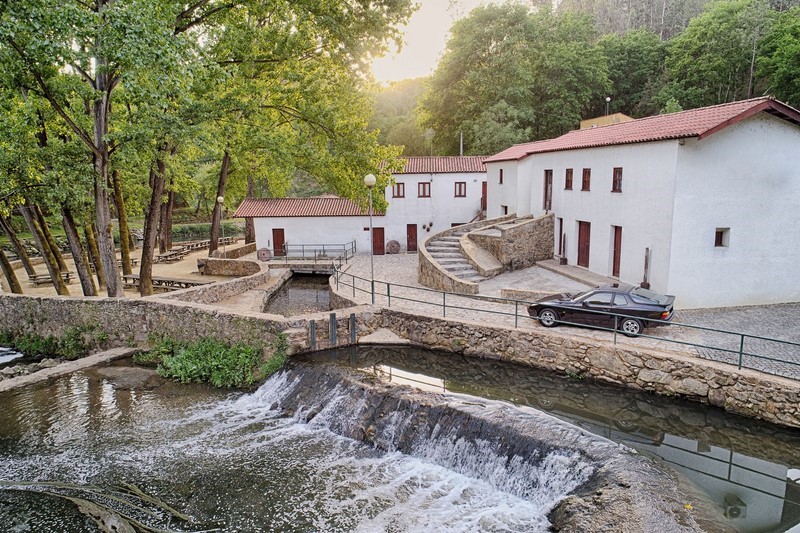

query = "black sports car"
[[527, 284, 675, 337]]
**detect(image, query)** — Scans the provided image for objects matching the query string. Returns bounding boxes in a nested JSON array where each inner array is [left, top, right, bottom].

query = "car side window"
[[586, 292, 614, 306], [613, 294, 627, 306]]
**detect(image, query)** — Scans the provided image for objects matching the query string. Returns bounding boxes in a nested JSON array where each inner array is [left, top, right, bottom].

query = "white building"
[[484, 97, 800, 308], [233, 156, 487, 256]]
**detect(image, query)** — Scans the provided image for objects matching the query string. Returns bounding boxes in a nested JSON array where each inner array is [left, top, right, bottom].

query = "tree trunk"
[[19, 205, 69, 295], [245, 172, 255, 244], [93, 49, 123, 297], [62, 207, 97, 296], [158, 186, 172, 254], [111, 169, 133, 275], [0, 215, 36, 276], [140, 145, 169, 296], [35, 206, 68, 272], [85, 221, 106, 292], [208, 150, 230, 257], [0, 248, 22, 294]]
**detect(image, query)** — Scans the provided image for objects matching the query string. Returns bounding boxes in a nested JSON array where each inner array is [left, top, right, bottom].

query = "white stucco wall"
[[524, 141, 680, 295], [667, 114, 800, 308], [253, 216, 375, 255], [485, 162, 520, 218], [385, 171, 485, 247]]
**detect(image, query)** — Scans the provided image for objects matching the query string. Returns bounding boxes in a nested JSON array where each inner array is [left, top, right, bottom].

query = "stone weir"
[[270, 363, 729, 532]]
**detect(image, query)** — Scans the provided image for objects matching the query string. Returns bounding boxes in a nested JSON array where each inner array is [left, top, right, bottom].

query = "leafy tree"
[[369, 78, 429, 156], [758, 7, 800, 106], [420, 5, 609, 155], [661, 0, 776, 108], [599, 29, 666, 117]]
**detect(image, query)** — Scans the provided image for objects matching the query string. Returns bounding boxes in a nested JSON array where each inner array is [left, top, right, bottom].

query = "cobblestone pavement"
[[337, 253, 800, 380]]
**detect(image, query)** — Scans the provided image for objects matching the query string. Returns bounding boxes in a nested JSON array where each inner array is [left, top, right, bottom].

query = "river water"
[[1, 345, 799, 532], [0, 359, 584, 531]]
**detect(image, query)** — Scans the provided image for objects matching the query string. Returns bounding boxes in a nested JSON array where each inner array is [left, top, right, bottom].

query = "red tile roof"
[[485, 97, 800, 163], [233, 195, 384, 218], [394, 156, 487, 173]]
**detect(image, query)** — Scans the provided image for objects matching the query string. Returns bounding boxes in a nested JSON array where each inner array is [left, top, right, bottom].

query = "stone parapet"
[[164, 266, 271, 305], [468, 213, 554, 271], [418, 214, 515, 294], [377, 308, 800, 429], [196, 257, 261, 277]]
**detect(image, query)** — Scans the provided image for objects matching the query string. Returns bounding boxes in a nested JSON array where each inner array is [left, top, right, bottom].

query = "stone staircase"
[[425, 229, 487, 283]]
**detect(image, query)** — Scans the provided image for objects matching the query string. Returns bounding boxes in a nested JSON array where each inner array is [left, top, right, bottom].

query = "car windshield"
[[570, 290, 593, 301], [630, 287, 670, 305]]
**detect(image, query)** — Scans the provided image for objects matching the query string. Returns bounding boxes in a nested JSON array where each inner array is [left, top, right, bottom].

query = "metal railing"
[[333, 267, 800, 381], [273, 241, 357, 265]]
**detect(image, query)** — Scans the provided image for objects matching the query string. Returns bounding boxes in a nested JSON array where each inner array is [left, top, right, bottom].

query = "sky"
[[371, 0, 504, 85]]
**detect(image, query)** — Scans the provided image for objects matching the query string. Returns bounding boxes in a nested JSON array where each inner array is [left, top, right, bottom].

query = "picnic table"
[[154, 248, 189, 263], [28, 271, 73, 287], [122, 274, 214, 291]]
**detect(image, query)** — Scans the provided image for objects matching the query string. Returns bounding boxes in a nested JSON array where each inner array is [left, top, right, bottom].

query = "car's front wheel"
[[538, 308, 559, 328], [620, 317, 644, 337]]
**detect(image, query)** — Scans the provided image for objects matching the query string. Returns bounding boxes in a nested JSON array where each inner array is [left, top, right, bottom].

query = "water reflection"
[[262, 274, 330, 316], [302, 345, 800, 532]]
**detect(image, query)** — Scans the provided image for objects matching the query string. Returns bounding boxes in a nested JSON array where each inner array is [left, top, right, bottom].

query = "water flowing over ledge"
[[260, 362, 721, 531]]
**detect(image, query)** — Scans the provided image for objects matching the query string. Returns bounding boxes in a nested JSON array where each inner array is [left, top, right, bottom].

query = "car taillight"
[[661, 311, 670, 319]]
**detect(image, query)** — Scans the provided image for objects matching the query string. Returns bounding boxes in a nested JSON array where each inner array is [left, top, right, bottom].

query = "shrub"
[[156, 338, 263, 388], [60, 326, 90, 361], [14, 334, 60, 358]]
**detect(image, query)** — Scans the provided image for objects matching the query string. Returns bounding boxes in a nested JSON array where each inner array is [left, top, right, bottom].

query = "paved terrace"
[[334, 252, 800, 381]]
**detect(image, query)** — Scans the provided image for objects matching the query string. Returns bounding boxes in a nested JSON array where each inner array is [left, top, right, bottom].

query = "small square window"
[[392, 183, 405, 198], [418, 182, 431, 198], [715, 228, 730, 247], [499, 168, 504, 185], [565, 168, 573, 190], [501, 205, 508, 215], [454, 182, 466, 197], [582, 168, 591, 191]]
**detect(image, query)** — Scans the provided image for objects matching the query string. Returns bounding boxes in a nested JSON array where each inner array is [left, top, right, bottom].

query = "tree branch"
[[4, 37, 100, 158], [69, 61, 96, 88], [175, 2, 236, 34]]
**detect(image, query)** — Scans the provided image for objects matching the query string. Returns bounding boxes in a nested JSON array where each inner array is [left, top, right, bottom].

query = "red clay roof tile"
[[485, 97, 800, 163], [395, 156, 487, 173], [233, 196, 383, 218]]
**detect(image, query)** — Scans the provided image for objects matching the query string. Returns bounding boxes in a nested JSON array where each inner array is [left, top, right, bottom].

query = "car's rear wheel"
[[620, 317, 644, 337], [538, 308, 559, 327]]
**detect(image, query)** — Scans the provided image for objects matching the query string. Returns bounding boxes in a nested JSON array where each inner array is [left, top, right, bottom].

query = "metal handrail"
[[273, 241, 357, 264], [332, 266, 800, 380]]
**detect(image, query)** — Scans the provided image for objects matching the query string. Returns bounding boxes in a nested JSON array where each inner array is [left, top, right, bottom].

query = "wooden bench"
[[154, 249, 189, 263], [28, 271, 73, 287]]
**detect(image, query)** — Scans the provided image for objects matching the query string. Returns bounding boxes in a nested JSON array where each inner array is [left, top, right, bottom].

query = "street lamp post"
[[605, 96, 611, 116], [364, 173, 376, 304], [216, 195, 226, 257]]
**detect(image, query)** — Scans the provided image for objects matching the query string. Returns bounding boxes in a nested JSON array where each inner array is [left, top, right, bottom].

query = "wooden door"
[[372, 227, 385, 255], [406, 224, 418, 252], [481, 181, 487, 211], [557, 218, 564, 257], [543, 170, 553, 211], [577, 221, 590, 268], [272, 228, 285, 257], [612, 226, 622, 277]]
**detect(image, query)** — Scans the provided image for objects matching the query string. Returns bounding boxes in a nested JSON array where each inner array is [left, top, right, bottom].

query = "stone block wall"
[[418, 214, 516, 294], [163, 268, 272, 305], [219, 242, 257, 259], [0, 293, 286, 350], [196, 257, 261, 277], [377, 308, 800, 429], [468, 213, 554, 271]]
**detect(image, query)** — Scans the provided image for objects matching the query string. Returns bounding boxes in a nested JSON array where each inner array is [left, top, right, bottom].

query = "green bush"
[[14, 334, 60, 358], [60, 326, 90, 360], [156, 338, 264, 388], [133, 337, 182, 367]]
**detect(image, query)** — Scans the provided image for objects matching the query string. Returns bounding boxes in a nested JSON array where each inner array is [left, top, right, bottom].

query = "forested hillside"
[[374, 0, 800, 155]]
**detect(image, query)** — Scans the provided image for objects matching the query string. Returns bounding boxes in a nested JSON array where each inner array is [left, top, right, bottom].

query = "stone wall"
[[418, 214, 516, 294], [0, 293, 286, 350], [260, 269, 293, 311], [163, 268, 272, 305], [218, 241, 257, 259], [468, 213, 554, 271], [376, 308, 800, 429], [196, 257, 261, 277]]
